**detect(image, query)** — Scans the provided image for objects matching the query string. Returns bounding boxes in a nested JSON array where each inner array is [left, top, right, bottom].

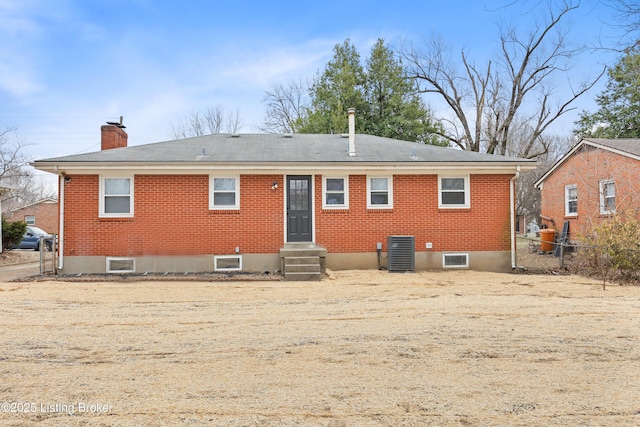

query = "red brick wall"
[[540, 147, 640, 235], [315, 174, 513, 253], [5, 201, 59, 234], [62, 173, 513, 257], [63, 175, 284, 257]]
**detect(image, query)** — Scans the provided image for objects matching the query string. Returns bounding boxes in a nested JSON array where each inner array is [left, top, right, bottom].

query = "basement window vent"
[[106, 257, 135, 273], [214, 255, 242, 272], [443, 253, 469, 268]]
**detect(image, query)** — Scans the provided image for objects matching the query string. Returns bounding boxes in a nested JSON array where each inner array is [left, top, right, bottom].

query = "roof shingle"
[[35, 133, 534, 165]]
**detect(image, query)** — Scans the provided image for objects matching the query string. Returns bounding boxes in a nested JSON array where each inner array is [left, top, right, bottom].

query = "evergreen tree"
[[295, 38, 446, 145], [364, 39, 446, 145], [299, 39, 367, 134], [575, 46, 640, 138]]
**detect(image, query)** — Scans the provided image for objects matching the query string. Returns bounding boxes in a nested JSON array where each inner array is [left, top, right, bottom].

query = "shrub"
[[2, 219, 27, 251], [577, 212, 640, 288]]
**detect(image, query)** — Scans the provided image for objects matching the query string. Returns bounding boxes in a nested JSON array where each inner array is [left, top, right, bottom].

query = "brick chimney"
[[101, 116, 128, 150]]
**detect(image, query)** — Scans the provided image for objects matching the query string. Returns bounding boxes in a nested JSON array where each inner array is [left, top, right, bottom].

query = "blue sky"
[[0, 0, 623, 188]]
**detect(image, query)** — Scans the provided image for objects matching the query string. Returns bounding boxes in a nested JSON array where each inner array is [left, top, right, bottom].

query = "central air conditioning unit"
[[387, 235, 415, 272]]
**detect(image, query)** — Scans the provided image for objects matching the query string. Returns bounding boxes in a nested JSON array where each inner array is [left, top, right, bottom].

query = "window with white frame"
[[24, 215, 35, 225], [209, 176, 239, 210], [565, 184, 578, 216], [439, 176, 469, 208], [323, 177, 349, 208], [100, 176, 134, 218], [443, 253, 469, 268], [106, 257, 135, 273], [367, 176, 393, 208], [600, 179, 616, 214], [214, 255, 242, 271]]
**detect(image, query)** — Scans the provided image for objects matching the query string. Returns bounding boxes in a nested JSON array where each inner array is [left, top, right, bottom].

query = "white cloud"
[[0, 1, 45, 99], [0, 60, 42, 99]]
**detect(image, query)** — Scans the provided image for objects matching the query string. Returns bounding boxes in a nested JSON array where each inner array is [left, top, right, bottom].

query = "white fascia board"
[[33, 161, 536, 175]]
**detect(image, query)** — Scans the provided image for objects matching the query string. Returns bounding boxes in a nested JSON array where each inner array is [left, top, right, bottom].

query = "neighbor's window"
[[209, 176, 239, 210], [24, 215, 36, 226], [443, 253, 469, 268], [565, 184, 578, 216], [106, 257, 135, 273], [214, 255, 242, 271], [323, 177, 349, 209], [439, 176, 469, 208], [600, 179, 616, 214], [367, 176, 393, 208], [100, 176, 134, 218]]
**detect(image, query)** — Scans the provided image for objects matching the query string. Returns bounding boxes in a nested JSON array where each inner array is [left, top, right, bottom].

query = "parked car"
[[15, 226, 55, 251]]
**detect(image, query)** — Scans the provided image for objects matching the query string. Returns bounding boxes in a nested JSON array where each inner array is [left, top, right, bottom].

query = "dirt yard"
[[0, 270, 639, 426]]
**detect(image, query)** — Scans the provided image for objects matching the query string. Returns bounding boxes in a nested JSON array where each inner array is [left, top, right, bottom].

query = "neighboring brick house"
[[32, 114, 536, 277], [4, 198, 59, 234], [534, 138, 640, 240]]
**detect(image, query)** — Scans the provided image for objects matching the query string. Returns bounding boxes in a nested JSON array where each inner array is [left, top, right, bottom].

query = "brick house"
[[4, 198, 59, 234], [33, 113, 536, 278], [534, 138, 640, 240]]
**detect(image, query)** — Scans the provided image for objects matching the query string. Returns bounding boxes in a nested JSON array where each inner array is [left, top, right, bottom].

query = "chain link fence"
[[515, 235, 575, 274], [38, 235, 57, 275]]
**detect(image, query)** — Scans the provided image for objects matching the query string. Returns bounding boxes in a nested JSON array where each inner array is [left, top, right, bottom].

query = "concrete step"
[[279, 248, 327, 258], [284, 271, 323, 281], [284, 263, 321, 273], [279, 244, 326, 281], [285, 256, 320, 265]]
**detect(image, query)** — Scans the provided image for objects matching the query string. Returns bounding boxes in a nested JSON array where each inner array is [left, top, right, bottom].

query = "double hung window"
[[565, 185, 578, 216], [367, 176, 393, 208], [210, 176, 239, 210], [100, 176, 133, 218], [439, 176, 469, 208], [323, 177, 348, 209], [599, 180, 615, 214]]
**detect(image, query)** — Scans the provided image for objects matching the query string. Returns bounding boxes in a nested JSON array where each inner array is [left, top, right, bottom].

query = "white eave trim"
[[32, 161, 537, 175]]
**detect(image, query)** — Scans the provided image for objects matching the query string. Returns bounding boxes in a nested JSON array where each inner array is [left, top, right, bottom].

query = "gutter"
[[32, 162, 537, 175], [510, 166, 520, 270]]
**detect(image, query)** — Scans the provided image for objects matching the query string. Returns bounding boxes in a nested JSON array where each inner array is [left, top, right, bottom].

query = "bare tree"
[[170, 106, 243, 139], [606, 0, 640, 49], [259, 80, 309, 134], [516, 133, 576, 222], [0, 127, 54, 211], [401, 1, 605, 158]]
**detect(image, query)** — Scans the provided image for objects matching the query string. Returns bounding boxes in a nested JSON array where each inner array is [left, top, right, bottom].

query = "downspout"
[[57, 172, 65, 271], [510, 166, 520, 270]]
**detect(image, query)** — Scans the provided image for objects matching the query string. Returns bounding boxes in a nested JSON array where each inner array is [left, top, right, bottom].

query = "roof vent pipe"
[[347, 108, 356, 157]]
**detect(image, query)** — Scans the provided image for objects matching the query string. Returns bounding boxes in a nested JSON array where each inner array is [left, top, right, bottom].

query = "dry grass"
[[0, 270, 639, 426]]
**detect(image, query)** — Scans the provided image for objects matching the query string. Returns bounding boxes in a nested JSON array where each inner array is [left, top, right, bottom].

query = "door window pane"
[[289, 179, 309, 211]]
